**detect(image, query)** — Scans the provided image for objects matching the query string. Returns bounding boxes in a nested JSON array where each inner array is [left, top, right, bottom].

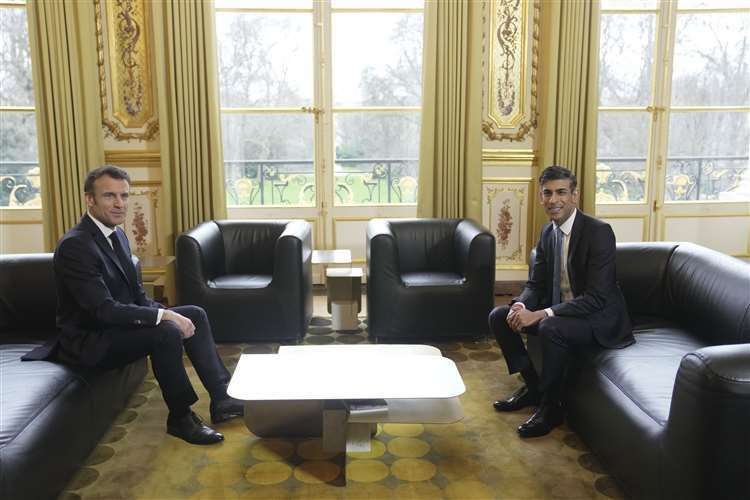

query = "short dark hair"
[[539, 165, 577, 191], [84, 165, 131, 194]]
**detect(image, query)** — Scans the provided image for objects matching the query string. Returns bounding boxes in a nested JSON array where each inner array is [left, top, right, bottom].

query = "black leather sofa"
[[176, 220, 313, 342], [0, 253, 147, 500], [367, 218, 495, 341], [529, 242, 750, 499]]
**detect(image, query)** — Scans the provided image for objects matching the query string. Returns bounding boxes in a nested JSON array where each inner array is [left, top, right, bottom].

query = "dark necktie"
[[109, 231, 134, 285], [551, 226, 563, 305]]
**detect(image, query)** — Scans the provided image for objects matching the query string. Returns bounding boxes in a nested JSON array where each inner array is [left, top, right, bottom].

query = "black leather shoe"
[[493, 385, 541, 412], [167, 411, 224, 444], [210, 397, 245, 424], [517, 402, 564, 438]]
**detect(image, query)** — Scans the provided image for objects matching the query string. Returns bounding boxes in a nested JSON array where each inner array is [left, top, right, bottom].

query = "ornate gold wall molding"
[[95, 0, 159, 142], [482, 148, 536, 165], [482, 0, 539, 143], [104, 150, 161, 167]]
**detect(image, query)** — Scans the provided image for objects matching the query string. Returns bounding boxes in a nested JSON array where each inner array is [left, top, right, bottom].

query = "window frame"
[[0, 0, 40, 210], [595, 0, 750, 207]]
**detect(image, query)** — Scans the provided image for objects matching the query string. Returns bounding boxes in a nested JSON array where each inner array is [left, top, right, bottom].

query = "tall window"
[[595, 0, 749, 204], [331, 0, 423, 206], [215, 0, 423, 208], [0, 0, 39, 208]]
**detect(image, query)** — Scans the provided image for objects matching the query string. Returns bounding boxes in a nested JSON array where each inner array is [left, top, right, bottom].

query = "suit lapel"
[[82, 215, 131, 285]]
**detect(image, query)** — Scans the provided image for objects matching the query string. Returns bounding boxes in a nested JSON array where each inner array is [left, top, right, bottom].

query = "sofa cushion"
[[0, 344, 83, 448], [0, 343, 147, 500], [581, 328, 707, 426]]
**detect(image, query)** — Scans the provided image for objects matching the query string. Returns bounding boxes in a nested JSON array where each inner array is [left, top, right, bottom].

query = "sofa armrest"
[[663, 344, 750, 498], [175, 221, 224, 302], [455, 219, 495, 282], [367, 219, 400, 285], [273, 220, 311, 287]]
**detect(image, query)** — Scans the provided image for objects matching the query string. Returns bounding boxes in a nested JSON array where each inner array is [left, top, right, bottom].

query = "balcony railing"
[[0, 161, 41, 207], [6, 155, 743, 208], [224, 158, 419, 206], [596, 155, 749, 202]]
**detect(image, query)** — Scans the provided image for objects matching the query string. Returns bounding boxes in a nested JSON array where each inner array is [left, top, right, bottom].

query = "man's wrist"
[[543, 307, 554, 318]]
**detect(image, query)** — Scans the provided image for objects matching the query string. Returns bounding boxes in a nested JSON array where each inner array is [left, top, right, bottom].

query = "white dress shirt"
[[509, 209, 577, 319]]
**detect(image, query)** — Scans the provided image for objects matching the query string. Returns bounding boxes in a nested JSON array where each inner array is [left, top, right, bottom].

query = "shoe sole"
[[210, 412, 243, 425]]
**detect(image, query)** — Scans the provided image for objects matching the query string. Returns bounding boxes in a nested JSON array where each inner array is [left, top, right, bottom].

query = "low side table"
[[326, 267, 362, 330], [311, 249, 352, 267], [138, 255, 175, 306]]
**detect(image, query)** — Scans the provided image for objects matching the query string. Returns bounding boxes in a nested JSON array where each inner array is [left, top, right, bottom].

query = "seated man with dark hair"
[[489, 165, 633, 437], [25, 165, 243, 445]]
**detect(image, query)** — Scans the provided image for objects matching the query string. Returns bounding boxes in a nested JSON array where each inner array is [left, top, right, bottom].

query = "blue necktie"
[[551, 226, 563, 305]]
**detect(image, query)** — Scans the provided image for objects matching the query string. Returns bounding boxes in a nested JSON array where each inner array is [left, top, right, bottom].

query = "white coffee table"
[[228, 344, 465, 453]]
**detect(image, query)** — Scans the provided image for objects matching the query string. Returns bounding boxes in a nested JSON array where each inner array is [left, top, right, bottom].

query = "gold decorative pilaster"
[[95, 0, 159, 141]]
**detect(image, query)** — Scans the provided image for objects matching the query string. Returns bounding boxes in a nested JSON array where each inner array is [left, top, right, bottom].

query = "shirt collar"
[[87, 212, 117, 240], [554, 208, 577, 236]]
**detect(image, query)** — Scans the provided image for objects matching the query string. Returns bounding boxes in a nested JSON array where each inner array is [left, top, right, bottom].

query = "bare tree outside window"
[[595, 2, 749, 204], [0, 3, 40, 208], [215, 2, 424, 207], [333, 11, 423, 205]]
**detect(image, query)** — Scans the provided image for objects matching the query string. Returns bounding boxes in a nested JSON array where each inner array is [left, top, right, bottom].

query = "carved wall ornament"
[[482, 0, 539, 143], [95, 0, 159, 141]]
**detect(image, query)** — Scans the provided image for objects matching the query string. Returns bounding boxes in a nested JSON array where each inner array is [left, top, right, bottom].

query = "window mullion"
[[314, 0, 333, 244], [645, 0, 677, 226]]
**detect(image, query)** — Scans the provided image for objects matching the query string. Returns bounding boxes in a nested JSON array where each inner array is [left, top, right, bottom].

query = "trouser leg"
[[171, 305, 231, 401], [96, 322, 198, 415], [536, 316, 595, 403], [489, 305, 539, 388]]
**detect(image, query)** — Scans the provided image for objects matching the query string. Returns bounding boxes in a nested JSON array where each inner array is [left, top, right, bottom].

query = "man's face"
[[539, 178, 578, 225], [86, 175, 129, 228]]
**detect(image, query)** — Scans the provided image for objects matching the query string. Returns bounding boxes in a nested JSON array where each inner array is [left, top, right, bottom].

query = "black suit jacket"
[[516, 210, 633, 348], [24, 214, 162, 365]]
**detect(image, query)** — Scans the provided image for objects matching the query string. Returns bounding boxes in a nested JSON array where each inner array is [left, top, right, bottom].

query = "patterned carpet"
[[59, 313, 626, 500]]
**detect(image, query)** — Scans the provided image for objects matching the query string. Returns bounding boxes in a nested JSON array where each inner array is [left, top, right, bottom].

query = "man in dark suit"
[[28, 165, 243, 445], [489, 165, 633, 438]]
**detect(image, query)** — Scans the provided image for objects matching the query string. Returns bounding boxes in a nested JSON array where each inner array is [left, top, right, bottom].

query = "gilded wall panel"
[[95, 0, 159, 141], [482, 0, 539, 144]]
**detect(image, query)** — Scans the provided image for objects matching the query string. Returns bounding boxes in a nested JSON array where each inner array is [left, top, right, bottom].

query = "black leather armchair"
[[176, 220, 313, 342], [367, 218, 495, 341]]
